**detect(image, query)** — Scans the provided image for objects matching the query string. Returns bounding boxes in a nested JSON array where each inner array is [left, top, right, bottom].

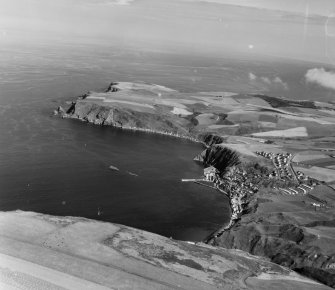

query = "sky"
[[0, 0, 334, 63]]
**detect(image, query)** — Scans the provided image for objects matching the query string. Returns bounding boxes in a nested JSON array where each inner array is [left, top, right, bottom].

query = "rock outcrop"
[[67, 101, 185, 133], [201, 133, 226, 146], [195, 145, 240, 173], [210, 197, 335, 288]]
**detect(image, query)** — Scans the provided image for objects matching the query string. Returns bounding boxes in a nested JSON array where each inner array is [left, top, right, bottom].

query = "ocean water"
[[0, 41, 332, 241], [0, 42, 233, 241]]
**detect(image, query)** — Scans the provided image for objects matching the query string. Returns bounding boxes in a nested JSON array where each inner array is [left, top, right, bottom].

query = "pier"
[[181, 179, 218, 190]]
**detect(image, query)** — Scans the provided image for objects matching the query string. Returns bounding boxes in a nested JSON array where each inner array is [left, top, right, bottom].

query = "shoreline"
[[64, 114, 203, 145], [203, 186, 235, 243], [62, 113, 233, 242], [65, 113, 238, 243]]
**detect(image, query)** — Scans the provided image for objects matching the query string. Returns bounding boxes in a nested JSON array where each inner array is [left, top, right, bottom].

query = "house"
[[204, 166, 219, 182]]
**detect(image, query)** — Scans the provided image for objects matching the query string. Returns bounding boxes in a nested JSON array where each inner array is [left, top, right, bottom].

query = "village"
[[198, 165, 259, 241], [182, 148, 327, 242], [255, 150, 317, 196], [181, 164, 250, 240]]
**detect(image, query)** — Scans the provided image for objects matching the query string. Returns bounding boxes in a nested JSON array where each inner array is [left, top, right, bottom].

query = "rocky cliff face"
[[201, 133, 226, 146], [210, 199, 335, 288], [194, 145, 240, 173], [66, 101, 185, 134], [60, 82, 205, 138]]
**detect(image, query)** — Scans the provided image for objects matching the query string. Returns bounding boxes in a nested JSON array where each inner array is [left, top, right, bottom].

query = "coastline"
[[62, 111, 237, 243], [63, 114, 203, 144], [56, 82, 335, 288], [203, 186, 235, 243]]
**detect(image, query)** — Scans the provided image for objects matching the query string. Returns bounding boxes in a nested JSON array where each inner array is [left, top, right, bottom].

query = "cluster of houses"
[[203, 166, 252, 224], [204, 166, 219, 182], [310, 202, 327, 210], [201, 152, 317, 238], [226, 167, 261, 221], [268, 170, 278, 178], [296, 170, 307, 181], [277, 167, 293, 179], [256, 151, 296, 180], [202, 166, 256, 239], [219, 167, 258, 219], [267, 165, 293, 179], [255, 151, 274, 159], [230, 194, 244, 220], [273, 153, 291, 165], [279, 183, 313, 195], [261, 152, 314, 195], [255, 151, 318, 198], [255, 151, 292, 161]]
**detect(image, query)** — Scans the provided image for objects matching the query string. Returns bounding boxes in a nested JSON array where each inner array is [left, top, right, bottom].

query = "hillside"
[[0, 211, 330, 290], [59, 81, 335, 140]]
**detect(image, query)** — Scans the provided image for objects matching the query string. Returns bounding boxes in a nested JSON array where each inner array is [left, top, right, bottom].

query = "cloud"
[[305, 68, 335, 90], [249, 72, 257, 80], [273, 76, 288, 90], [0, 30, 7, 38], [110, 0, 133, 5], [84, 0, 134, 6], [260, 76, 271, 84], [249, 72, 288, 89]]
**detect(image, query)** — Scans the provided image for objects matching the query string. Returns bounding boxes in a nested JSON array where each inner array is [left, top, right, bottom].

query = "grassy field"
[[77, 82, 335, 141]]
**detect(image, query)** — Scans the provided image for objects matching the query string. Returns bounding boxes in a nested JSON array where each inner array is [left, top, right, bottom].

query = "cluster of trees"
[[105, 82, 120, 92], [254, 94, 316, 109], [201, 133, 225, 146], [243, 162, 299, 188], [244, 162, 270, 175]]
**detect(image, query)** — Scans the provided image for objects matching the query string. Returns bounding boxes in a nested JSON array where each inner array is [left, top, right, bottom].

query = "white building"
[[204, 166, 219, 182]]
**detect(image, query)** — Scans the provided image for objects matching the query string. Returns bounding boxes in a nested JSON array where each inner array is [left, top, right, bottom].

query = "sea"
[[0, 40, 333, 241]]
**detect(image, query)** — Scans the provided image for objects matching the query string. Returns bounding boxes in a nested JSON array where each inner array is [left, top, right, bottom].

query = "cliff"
[[194, 145, 240, 173], [67, 101, 185, 134], [209, 191, 335, 288], [60, 81, 335, 140], [62, 82, 199, 139]]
